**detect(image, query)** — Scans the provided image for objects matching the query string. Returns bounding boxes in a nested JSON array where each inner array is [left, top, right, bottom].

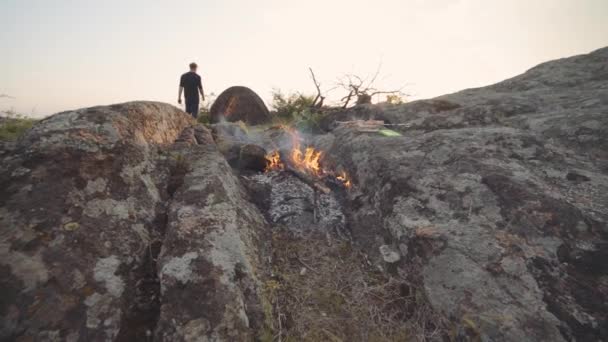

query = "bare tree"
[[337, 64, 406, 108], [305, 65, 407, 110]]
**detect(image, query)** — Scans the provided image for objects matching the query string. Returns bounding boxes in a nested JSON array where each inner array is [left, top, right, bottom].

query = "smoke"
[[211, 121, 309, 155]]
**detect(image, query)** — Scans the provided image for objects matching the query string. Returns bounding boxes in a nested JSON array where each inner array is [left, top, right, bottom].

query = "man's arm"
[[178, 74, 184, 104], [198, 76, 205, 102]]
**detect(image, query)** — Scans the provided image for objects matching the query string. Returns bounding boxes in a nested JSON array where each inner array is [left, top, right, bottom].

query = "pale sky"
[[1, 0, 607, 117]]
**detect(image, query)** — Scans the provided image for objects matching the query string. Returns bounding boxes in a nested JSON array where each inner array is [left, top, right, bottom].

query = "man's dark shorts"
[[185, 99, 199, 118]]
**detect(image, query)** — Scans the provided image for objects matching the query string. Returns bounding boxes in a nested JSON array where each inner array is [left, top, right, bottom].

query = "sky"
[[1, 0, 607, 117]]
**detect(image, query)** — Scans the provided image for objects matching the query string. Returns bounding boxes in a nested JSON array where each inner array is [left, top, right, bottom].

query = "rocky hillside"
[[1, 47, 607, 341]]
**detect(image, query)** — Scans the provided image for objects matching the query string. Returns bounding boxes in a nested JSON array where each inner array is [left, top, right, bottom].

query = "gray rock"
[[379, 245, 400, 263], [0, 101, 194, 341], [155, 142, 268, 341], [0, 102, 267, 341], [320, 46, 608, 342]]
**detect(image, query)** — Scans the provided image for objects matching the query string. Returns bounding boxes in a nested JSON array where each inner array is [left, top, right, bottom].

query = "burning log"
[[266, 149, 349, 193], [263, 126, 352, 191], [284, 164, 331, 194]]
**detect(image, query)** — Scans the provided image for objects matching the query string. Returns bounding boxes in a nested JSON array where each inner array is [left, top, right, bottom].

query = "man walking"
[[178, 62, 205, 118]]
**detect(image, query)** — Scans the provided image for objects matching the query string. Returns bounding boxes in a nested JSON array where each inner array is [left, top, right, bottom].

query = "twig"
[[296, 256, 319, 274], [276, 301, 283, 342], [309, 67, 325, 108]]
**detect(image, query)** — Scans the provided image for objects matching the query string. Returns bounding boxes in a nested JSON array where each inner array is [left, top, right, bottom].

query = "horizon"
[[1, 0, 607, 118]]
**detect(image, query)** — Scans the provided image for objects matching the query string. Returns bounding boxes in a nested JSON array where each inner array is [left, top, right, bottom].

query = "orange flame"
[[336, 171, 352, 188], [292, 147, 323, 175], [266, 150, 284, 171], [264, 126, 352, 188]]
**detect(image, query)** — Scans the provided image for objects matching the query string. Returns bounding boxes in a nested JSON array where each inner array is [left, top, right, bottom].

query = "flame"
[[266, 150, 284, 171], [292, 147, 323, 175], [336, 171, 352, 188], [264, 126, 352, 189], [286, 128, 324, 175]]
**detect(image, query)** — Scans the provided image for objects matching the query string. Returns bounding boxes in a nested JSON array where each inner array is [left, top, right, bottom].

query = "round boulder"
[[210, 86, 271, 125]]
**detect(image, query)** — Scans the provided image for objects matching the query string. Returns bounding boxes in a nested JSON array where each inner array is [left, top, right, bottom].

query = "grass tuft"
[[0, 115, 36, 141]]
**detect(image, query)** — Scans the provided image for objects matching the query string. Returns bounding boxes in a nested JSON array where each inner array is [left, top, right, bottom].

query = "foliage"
[[271, 90, 316, 120], [271, 90, 323, 132], [0, 110, 36, 141], [386, 94, 405, 105], [196, 92, 216, 125], [197, 106, 211, 125]]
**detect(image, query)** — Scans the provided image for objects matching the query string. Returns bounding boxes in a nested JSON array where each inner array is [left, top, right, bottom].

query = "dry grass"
[[0, 116, 36, 141], [264, 228, 448, 342]]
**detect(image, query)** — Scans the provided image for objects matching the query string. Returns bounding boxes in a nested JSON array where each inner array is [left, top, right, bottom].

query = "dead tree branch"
[[336, 64, 408, 107], [308, 67, 325, 108]]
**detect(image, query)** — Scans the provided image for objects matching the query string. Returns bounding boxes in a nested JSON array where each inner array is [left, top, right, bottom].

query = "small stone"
[[63, 222, 80, 231], [300, 267, 307, 276], [379, 245, 401, 263]]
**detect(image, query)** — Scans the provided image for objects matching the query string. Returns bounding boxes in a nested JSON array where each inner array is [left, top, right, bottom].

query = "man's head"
[[189, 62, 198, 72]]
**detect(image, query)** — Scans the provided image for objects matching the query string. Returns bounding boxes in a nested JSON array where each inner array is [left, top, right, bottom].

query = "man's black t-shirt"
[[180, 71, 202, 102]]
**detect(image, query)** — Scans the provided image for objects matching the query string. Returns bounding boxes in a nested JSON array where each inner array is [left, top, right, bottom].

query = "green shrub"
[[386, 94, 405, 104], [196, 93, 217, 125], [271, 90, 323, 132], [271, 90, 315, 120], [0, 111, 36, 141], [197, 111, 211, 125]]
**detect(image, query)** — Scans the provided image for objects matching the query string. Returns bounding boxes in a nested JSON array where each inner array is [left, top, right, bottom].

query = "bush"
[[386, 94, 405, 105], [197, 107, 211, 125], [0, 111, 36, 141], [194, 99, 213, 125], [271, 90, 323, 132], [271, 90, 315, 120]]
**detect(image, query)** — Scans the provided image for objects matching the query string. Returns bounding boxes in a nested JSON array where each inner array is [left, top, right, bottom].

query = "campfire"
[[265, 127, 352, 189]]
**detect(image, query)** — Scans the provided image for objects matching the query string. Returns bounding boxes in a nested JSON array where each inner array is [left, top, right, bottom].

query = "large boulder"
[[318, 46, 608, 341], [0, 101, 269, 341], [209, 86, 271, 125]]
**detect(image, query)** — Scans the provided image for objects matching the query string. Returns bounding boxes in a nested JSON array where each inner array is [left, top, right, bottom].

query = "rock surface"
[[1, 47, 607, 342], [0, 102, 269, 341], [318, 46, 608, 341]]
